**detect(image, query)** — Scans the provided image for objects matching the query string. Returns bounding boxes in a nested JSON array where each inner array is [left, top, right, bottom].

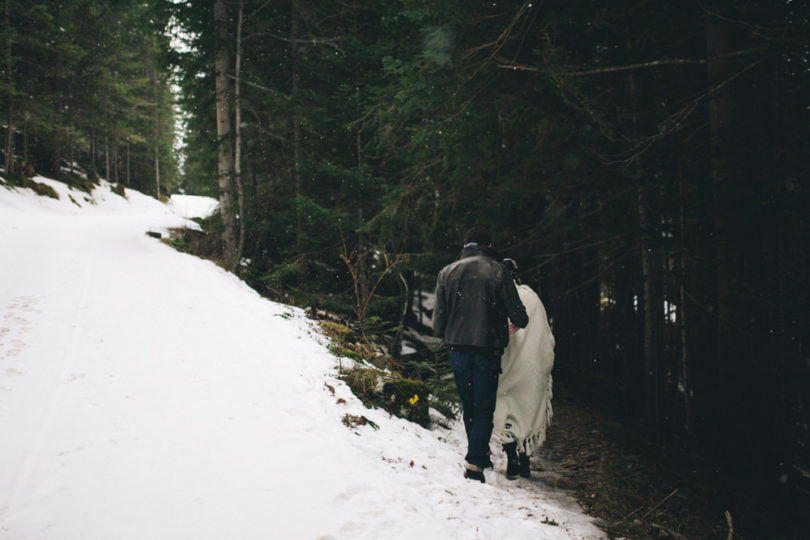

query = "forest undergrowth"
[[539, 391, 727, 539], [540, 385, 809, 540]]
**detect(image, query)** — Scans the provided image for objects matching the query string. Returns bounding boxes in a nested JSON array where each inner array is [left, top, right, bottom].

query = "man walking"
[[433, 226, 529, 482]]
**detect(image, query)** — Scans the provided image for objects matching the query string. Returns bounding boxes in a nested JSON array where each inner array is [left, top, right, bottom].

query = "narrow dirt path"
[[533, 395, 729, 538]]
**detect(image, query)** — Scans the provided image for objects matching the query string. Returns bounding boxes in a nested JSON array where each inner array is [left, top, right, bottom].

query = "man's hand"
[[508, 321, 520, 334]]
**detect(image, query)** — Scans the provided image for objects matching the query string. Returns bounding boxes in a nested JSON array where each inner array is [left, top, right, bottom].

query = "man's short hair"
[[464, 226, 492, 246]]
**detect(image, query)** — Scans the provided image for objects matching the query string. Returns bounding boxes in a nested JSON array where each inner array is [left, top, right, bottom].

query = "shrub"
[[340, 366, 385, 408], [319, 320, 375, 361], [111, 183, 127, 198], [382, 378, 430, 427], [339, 366, 433, 427], [56, 171, 97, 193], [28, 179, 59, 199]]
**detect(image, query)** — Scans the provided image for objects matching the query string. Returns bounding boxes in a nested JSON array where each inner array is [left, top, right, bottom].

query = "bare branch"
[[242, 0, 273, 23], [225, 73, 290, 100], [492, 49, 755, 76], [613, 59, 762, 166], [241, 31, 344, 53], [493, 57, 539, 72], [339, 230, 407, 343], [463, 0, 535, 78], [566, 57, 709, 75]]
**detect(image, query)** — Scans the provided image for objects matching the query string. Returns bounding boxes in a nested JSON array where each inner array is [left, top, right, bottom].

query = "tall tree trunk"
[[351, 2, 368, 303], [614, 253, 639, 417], [291, 0, 305, 283], [105, 133, 110, 181], [629, 71, 660, 434], [705, 10, 771, 476], [638, 185, 660, 434], [705, 12, 747, 458], [22, 121, 27, 163], [4, 0, 13, 177], [214, 0, 238, 269], [153, 72, 160, 198], [353, 75, 368, 297], [90, 131, 95, 172], [154, 133, 160, 197], [706, 11, 737, 399], [126, 141, 130, 187], [234, 0, 246, 271], [69, 126, 75, 175], [678, 175, 695, 452]]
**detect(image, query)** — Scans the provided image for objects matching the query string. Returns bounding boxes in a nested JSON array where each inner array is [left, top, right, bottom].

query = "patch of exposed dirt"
[[534, 396, 731, 539]]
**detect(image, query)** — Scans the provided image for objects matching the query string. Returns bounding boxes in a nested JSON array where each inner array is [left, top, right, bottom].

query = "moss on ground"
[[111, 183, 127, 197], [26, 179, 59, 199], [340, 366, 385, 408], [319, 320, 375, 361], [382, 378, 430, 427], [56, 172, 97, 194]]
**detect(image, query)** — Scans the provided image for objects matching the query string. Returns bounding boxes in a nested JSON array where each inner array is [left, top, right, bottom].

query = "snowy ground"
[[168, 193, 219, 220], [0, 177, 605, 539]]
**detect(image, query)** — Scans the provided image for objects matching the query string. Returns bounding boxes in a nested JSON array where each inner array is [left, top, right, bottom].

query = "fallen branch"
[[639, 488, 679, 521], [622, 505, 644, 521], [725, 510, 734, 540]]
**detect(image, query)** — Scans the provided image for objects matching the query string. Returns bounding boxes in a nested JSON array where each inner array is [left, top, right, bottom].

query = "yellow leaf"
[[409, 394, 419, 405]]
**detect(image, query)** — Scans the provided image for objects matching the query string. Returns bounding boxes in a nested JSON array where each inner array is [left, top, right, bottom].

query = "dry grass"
[[537, 397, 729, 539]]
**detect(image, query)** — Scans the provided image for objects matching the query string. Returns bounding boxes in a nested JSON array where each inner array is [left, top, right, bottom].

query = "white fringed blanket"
[[492, 284, 556, 455]]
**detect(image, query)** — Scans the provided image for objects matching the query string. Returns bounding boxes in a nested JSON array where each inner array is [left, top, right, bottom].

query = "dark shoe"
[[503, 443, 519, 480], [464, 462, 485, 483], [519, 452, 531, 478]]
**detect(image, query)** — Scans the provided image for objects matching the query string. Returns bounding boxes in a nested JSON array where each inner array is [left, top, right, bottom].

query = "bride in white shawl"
[[492, 260, 555, 479]]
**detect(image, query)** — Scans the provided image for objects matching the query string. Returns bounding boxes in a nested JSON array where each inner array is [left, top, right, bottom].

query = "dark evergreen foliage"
[[0, 0, 179, 195]]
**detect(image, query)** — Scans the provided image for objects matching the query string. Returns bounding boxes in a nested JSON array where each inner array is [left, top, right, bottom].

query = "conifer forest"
[[3, 1, 808, 536]]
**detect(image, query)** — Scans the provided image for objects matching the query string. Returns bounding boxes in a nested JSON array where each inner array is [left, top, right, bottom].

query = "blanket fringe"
[[519, 373, 554, 455]]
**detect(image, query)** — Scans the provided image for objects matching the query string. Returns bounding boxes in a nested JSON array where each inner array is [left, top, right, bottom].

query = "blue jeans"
[[450, 350, 500, 469]]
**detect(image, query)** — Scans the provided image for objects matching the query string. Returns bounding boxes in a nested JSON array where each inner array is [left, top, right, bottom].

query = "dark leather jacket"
[[433, 244, 529, 352]]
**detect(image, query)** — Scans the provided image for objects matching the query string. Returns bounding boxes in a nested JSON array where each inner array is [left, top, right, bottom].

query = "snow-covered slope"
[[0, 177, 604, 539]]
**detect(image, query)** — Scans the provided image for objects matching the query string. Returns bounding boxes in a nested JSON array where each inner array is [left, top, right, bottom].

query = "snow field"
[[0, 177, 605, 539]]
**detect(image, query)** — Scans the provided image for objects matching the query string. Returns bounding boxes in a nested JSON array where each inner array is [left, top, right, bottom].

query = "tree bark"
[[105, 133, 110, 181], [638, 185, 660, 434], [234, 0, 246, 271], [629, 70, 660, 434], [705, 9, 770, 472], [705, 12, 746, 441], [153, 69, 160, 198], [678, 175, 695, 452], [4, 0, 13, 177], [69, 128, 75, 175], [90, 131, 96, 172], [214, 0, 238, 270], [291, 0, 305, 283], [351, 2, 368, 303]]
